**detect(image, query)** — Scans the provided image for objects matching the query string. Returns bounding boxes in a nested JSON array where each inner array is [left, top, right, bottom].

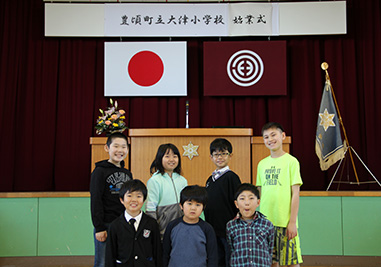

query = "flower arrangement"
[[95, 99, 127, 135]]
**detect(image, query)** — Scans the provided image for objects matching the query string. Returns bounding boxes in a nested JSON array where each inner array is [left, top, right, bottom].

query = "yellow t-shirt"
[[256, 153, 303, 227]]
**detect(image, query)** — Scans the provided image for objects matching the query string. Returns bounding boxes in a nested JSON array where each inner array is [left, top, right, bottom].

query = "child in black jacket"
[[90, 133, 133, 267], [106, 179, 162, 267]]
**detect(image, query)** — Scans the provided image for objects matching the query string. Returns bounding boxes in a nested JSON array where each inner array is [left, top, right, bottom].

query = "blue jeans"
[[217, 236, 231, 267], [93, 228, 107, 267]]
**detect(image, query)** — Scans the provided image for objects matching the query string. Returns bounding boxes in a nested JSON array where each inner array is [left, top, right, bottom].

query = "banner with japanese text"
[[229, 3, 279, 36], [105, 42, 187, 96], [104, 3, 279, 37], [105, 4, 228, 37], [203, 41, 287, 96], [45, 2, 347, 37]]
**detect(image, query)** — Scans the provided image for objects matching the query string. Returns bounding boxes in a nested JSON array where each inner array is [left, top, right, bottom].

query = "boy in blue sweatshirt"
[[163, 185, 218, 267]]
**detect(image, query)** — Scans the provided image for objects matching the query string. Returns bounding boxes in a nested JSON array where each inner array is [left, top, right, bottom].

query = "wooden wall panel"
[[129, 128, 253, 186]]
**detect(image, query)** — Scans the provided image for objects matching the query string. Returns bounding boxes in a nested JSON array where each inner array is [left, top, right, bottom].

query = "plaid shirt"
[[226, 211, 275, 267]]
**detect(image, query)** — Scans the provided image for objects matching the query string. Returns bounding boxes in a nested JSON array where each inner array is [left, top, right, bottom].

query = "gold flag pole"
[[321, 62, 360, 185]]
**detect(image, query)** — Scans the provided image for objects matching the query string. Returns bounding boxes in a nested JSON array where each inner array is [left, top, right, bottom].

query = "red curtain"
[[0, 0, 380, 191]]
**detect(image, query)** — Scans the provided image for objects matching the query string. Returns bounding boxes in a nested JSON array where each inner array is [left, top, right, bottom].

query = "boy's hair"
[[180, 185, 208, 209], [234, 183, 260, 200], [261, 122, 285, 135], [210, 138, 233, 154], [119, 179, 147, 201], [106, 132, 128, 147], [150, 143, 182, 175]]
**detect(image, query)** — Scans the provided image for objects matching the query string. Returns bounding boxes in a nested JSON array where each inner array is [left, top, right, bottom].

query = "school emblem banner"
[[203, 41, 287, 96]]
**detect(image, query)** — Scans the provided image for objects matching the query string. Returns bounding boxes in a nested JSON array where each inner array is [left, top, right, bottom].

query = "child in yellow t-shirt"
[[256, 122, 303, 267]]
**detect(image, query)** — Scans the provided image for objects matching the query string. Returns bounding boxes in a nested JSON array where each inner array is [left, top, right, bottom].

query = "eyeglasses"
[[212, 152, 230, 158]]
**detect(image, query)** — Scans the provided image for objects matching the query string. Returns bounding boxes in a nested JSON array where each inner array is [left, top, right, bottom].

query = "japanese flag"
[[105, 42, 187, 96]]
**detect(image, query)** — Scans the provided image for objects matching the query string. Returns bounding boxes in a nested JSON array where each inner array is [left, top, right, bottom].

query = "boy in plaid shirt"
[[226, 183, 274, 267]]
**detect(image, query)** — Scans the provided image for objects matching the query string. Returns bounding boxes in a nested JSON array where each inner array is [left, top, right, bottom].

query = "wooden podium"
[[129, 128, 253, 186]]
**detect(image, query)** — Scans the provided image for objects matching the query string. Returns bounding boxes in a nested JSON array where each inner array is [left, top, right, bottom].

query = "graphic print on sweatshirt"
[[107, 172, 132, 194]]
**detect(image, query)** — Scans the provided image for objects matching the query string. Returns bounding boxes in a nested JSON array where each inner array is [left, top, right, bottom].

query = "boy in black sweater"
[[106, 179, 162, 267], [204, 138, 242, 267], [90, 132, 133, 267]]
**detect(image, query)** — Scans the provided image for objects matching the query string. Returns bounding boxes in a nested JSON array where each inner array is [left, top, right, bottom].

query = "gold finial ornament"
[[321, 62, 329, 70]]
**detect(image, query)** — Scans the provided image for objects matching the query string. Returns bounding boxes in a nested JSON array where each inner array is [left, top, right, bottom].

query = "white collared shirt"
[[124, 210, 142, 231]]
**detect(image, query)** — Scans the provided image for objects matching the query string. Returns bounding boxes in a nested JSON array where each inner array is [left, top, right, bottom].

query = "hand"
[[96, 231, 107, 242], [286, 222, 297, 240]]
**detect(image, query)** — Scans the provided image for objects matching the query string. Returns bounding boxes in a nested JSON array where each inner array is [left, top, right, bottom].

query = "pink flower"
[[119, 109, 125, 115], [105, 120, 111, 125]]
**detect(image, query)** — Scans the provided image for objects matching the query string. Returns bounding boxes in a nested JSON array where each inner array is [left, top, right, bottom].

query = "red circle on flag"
[[128, 51, 164, 87]]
